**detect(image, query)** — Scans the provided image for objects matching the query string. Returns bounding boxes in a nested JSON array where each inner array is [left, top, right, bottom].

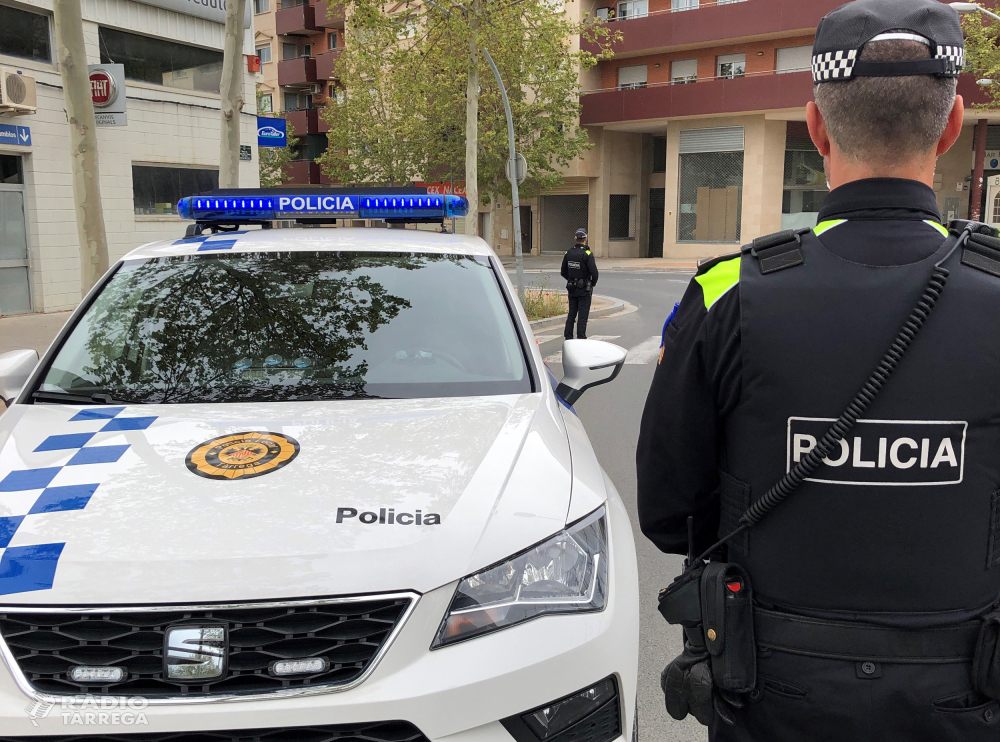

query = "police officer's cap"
[[574, 228, 588, 240], [813, 0, 964, 85]]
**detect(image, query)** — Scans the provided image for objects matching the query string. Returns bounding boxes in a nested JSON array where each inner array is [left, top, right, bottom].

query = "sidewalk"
[[499, 254, 699, 273], [0, 310, 72, 357]]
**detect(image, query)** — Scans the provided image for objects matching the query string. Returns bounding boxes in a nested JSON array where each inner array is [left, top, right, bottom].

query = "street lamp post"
[[951, 2, 1000, 21], [482, 49, 525, 304]]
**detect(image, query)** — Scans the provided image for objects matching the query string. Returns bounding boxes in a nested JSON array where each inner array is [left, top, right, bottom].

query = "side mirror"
[[556, 339, 627, 405], [0, 349, 39, 407]]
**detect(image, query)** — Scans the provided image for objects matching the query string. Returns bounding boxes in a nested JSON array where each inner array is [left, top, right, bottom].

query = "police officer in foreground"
[[561, 228, 599, 339], [637, 1, 1000, 739]]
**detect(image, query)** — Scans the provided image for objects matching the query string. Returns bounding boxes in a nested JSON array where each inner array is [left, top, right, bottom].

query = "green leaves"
[[962, 9, 1000, 110], [318, 0, 619, 201]]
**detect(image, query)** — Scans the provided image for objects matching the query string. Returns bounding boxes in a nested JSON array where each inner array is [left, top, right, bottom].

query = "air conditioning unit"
[[0, 69, 36, 114], [311, 83, 325, 95]]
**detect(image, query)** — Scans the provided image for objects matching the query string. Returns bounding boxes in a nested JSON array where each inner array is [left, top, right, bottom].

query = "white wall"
[[0, 0, 259, 313]]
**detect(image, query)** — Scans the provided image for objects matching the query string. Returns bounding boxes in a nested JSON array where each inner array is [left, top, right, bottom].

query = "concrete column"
[[972, 118, 988, 222]]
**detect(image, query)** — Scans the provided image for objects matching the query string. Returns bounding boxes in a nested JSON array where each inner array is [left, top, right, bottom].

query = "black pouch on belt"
[[700, 563, 756, 694], [973, 610, 1000, 700]]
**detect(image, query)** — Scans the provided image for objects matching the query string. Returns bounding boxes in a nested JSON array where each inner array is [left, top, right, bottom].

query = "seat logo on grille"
[[164, 625, 227, 681]]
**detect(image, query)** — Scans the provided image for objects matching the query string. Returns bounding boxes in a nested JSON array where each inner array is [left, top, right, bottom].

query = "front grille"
[[0, 721, 429, 742], [555, 699, 621, 742], [0, 597, 411, 697]]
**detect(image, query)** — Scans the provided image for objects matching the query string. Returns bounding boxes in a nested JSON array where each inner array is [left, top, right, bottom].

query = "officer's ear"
[[936, 94, 964, 157], [806, 101, 831, 158]]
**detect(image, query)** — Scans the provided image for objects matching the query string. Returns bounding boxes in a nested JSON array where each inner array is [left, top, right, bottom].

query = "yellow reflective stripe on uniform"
[[814, 219, 847, 236], [924, 220, 949, 237], [695, 256, 740, 311]]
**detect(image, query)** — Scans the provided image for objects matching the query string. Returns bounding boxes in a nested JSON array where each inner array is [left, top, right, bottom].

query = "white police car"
[[0, 190, 639, 742]]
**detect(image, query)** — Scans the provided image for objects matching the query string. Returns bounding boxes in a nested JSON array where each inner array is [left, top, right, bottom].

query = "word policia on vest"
[[788, 418, 966, 486]]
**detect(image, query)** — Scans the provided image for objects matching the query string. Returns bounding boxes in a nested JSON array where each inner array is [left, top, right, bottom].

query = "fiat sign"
[[90, 69, 117, 108], [87, 64, 127, 126]]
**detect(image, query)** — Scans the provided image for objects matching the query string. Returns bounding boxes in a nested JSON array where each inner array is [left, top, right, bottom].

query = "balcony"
[[286, 108, 319, 136], [276, 2, 318, 35], [316, 0, 344, 27], [278, 57, 318, 86], [580, 70, 813, 125], [580, 69, 994, 127], [316, 48, 342, 80], [584, 0, 844, 57]]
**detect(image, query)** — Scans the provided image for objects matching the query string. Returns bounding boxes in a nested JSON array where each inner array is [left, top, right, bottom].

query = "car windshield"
[[37, 251, 531, 403]]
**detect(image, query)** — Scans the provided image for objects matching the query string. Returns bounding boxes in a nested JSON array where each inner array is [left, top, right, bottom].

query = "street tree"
[[319, 0, 618, 232], [257, 91, 301, 188]]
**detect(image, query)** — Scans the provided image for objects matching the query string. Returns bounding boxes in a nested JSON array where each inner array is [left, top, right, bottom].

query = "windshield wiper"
[[31, 390, 133, 405]]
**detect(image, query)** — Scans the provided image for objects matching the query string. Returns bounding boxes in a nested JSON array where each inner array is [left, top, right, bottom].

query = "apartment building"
[[0, 0, 260, 316], [568, 0, 999, 260], [253, 0, 341, 184]]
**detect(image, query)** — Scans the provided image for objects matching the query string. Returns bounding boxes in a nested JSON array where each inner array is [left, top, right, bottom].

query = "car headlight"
[[432, 507, 608, 648]]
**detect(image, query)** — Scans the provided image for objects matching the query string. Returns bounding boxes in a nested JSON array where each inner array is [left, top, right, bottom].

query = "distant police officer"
[[637, 1, 1000, 740], [561, 228, 599, 339]]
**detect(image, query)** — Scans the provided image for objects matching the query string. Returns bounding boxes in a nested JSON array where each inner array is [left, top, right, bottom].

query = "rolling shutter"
[[679, 126, 745, 154]]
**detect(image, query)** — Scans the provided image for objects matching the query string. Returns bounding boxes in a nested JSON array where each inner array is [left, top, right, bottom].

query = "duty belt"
[[755, 607, 981, 664]]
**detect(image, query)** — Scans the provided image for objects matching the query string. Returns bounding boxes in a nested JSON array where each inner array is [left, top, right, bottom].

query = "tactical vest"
[[721, 225, 1000, 619], [565, 245, 593, 295]]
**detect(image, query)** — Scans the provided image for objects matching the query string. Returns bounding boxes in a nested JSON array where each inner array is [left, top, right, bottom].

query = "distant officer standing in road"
[[561, 228, 599, 340], [637, 1, 1000, 740]]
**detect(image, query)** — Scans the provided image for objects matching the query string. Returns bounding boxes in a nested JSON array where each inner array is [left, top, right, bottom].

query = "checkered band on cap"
[[936, 45, 965, 73], [812, 50, 858, 83]]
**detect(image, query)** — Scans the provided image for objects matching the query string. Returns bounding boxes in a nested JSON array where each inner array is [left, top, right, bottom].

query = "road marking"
[[543, 336, 621, 364], [624, 336, 663, 365], [534, 334, 561, 344]]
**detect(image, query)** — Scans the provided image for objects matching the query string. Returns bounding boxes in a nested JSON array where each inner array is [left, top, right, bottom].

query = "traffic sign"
[[506, 152, 527, 185], [0, 124, 30, 146], [257, 117, 287, 148]]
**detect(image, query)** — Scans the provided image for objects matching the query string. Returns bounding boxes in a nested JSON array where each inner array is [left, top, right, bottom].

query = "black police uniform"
[[561, 243, 599, 339], [640, 178, 1000, 741], [638, 7, 994, 737]]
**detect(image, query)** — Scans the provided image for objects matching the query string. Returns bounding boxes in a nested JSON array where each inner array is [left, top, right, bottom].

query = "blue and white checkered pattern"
[[173, 231, 247, 252], [812, 50, 858, 83], [0, 407, 157, 596]]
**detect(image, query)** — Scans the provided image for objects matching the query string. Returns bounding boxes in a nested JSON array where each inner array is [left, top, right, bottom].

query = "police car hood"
[[0, 394, 573, 605]]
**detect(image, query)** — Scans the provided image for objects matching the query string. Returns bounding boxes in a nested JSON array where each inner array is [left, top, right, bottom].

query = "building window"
[[100, 28, 223, 94], [618, 64, 647, 91], [652, 137, 666, 173], [782, 122, 828, 230], [609, 195, 636, 240], [776, 45, 812, 74], [671, 58, 697, 84], [677, 127, 744, 243], [254, 0, 269, 12], [301, 43, 312, 58], [132, 165, 219, 216], [0, 4, 51, 63], [256, 44, 272, 64], [259, 93, 272, 112], [671, 0, 697, 9], [283, 43, 298, 61], [328, 31, 338, 49], [993, 193, 1000, 224], [616, 0, 647, 19], [717, 53, 745, 79]]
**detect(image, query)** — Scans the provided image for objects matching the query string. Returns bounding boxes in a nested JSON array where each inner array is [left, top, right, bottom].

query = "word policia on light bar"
[[177, 190, 469, 223]]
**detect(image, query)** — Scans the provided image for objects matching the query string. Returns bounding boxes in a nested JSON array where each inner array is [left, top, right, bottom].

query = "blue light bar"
[[177, 190, 469, 224]]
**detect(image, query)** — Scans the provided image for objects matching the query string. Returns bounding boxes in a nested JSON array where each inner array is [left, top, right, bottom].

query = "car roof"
[[123, 226, 494, 261]]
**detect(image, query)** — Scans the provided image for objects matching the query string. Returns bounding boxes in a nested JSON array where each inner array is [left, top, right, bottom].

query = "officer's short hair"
[[814, 40, 958, 166]]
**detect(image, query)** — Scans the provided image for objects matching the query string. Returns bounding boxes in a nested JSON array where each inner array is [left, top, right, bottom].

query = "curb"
[[529, 294, 627, 331]]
